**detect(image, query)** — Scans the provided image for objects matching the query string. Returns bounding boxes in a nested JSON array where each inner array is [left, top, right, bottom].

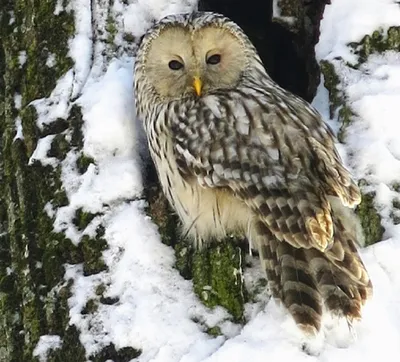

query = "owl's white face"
[[143, 25, 248, 100]]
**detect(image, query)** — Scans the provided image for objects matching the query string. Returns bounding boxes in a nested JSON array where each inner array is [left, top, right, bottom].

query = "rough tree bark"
[[0, 1, 85, 361], [0, 0, 391, 361]]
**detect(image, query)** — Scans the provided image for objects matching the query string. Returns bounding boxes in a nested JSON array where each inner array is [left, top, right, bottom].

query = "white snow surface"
[[316, 0, 400, 62], [31, 0, 400, 361], [33, 335, 62, 362]]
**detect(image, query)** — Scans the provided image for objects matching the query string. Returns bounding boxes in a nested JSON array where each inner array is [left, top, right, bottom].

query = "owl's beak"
[[193, 76, 202, 96]]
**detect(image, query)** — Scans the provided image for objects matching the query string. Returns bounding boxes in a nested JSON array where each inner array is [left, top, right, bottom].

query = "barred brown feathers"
[[134, 12, 373, 338]]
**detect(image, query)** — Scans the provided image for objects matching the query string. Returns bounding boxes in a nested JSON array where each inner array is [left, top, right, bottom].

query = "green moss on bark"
[[73, 208, 100, 231], [44, 283, 72, 336], [106, 14, 118, 45], [351, 26, 400, 64], [76, 154, 95, 174], [192, 241, 246, 322], [89, 344, 141, 362], [42, 118, 69, 137], [145, 184, 179, 248], [46, 325, 86, 362], [81, 299, 99, 315], [356, 193, 384, 246], [69, 105, 85, 149], [206, 326, 222, 337], [320, 61, 341, 117], [47, 135, 70, 161], [0, 1, 90, 360], [81, 236, 108, 276], [175, 238, 248, 322]]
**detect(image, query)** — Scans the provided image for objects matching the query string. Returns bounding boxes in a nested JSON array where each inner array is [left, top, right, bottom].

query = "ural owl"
[[134, 12, 372, 336]]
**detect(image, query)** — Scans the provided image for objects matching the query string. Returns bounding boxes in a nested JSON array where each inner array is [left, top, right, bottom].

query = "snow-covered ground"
[[32, 0, 400, 360]]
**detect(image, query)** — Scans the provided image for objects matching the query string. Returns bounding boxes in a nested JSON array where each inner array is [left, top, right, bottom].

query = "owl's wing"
[[172, 90, 361, 255]]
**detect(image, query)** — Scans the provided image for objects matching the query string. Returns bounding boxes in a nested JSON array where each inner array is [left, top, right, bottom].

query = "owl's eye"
[[206, 54, 221, 65], [168, 60, 184, 70]]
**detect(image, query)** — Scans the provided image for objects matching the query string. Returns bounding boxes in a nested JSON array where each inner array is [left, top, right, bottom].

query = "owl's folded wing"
[[172, 91, 361, 257]]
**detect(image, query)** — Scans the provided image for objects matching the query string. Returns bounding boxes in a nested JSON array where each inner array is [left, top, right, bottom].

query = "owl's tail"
[[304, 207, 373, 320], [253, 208, 372, 335], [255, 220, 323, 334]]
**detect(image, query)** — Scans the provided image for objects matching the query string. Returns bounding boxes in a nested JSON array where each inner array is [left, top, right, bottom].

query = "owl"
[[134, 12, 372, 336]]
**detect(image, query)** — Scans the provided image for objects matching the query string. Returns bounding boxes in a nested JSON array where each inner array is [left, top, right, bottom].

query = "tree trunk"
[[0, 1, 85, 361], [0, 1, 389, 361]]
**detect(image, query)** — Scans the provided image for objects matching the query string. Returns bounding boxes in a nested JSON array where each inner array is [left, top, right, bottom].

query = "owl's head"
[[135, 12, 259, 101]]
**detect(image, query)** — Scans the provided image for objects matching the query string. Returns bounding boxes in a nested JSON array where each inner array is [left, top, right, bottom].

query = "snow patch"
[[54, 0, 64, 15], [8, 11, 15, 25], [69, 0, 93, 98], [31, 70, 74, 128], [33, 335, 62, 362], [29, 135, 57, 167], [14, 93, 22, 109], [316, 0, 400, 62], [18, 51, 27, 67], [13, 117, 24, 141], [46, 53, 56, 68]]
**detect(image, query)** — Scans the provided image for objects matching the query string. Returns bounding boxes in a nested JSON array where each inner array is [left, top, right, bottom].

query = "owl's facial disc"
[[144, 25, 247, 100]]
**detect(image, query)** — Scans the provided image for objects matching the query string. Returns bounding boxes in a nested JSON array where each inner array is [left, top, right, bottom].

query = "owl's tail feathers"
[[305, 248, 372, 323], [305, 213, 373, 320], [312, 260, 372, 321], [253, 213, 372, 335], [255, 221, 323, 335]]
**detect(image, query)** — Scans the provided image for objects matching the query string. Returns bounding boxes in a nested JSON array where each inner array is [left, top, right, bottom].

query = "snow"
[[8, 11, 15, 25], [30, 0, 400, 361], [29, 135, 57, 167], [33, 335, 62, 362], [121, 0, 197, 38], [68, 0, 92, 99], [14, 93, 22, 109], [13, 94, 23, 141], [46, 53, 56, 68], [316, 0, 400, 62], [18, 50, 27, 67], [79, 59, 138, 162], [30, 70, 74, 129]]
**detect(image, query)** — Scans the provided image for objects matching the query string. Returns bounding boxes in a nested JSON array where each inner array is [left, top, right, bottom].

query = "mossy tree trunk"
[[0, 0, 387, 361], [0, 1, 86, 361]]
